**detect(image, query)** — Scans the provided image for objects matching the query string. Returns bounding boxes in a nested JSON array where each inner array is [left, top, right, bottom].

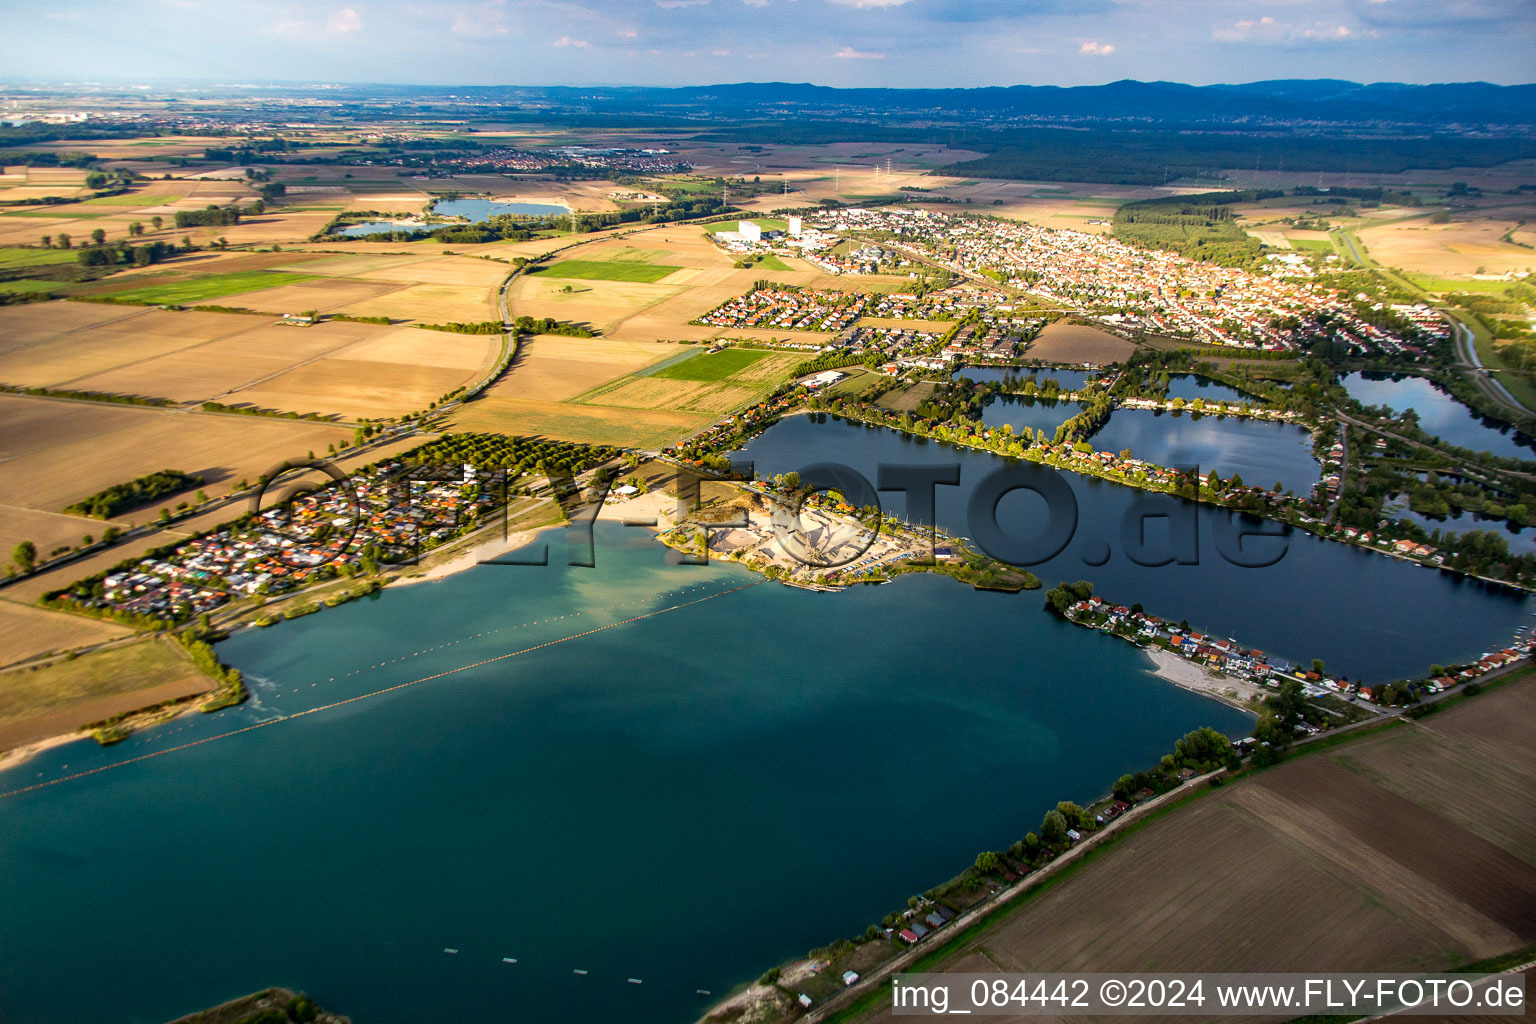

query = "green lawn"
[[650, 348, 772, 381], [534, 259, 682, 283], [104, 271, 321, 305], [0, 247, 81, 269], [81, 193, 179, 206]]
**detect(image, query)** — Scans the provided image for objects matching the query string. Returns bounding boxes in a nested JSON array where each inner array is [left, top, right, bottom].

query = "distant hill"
[[495, 79, 1536, 125]]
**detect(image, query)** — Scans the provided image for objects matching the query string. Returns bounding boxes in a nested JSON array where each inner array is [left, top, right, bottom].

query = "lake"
[[1164, 374, 1253, 405], [1382, 495, 1536, 557], [736, 415, 1527, 680], [1089, 409, 1322, 494], [336, 220, 428, 237], [0, 526, 1252, 1024], [337, 197, 570, 237], [434, 198, 568, 221], [1340, 371, 1535, 459], [979, 394, 1083, 437]]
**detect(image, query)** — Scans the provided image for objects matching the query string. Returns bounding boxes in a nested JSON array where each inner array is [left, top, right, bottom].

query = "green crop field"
[[81, 194, 180, 206], [104, 270, 321, 305], [1410, 275, 1519, 294], [650, 348, 773, 381], [0, 247, 82, 269], [0, 279, 65, 295], [535, 259, 682, 283], [1291, 239, 1335, 251], [754, 254, 793, 271]]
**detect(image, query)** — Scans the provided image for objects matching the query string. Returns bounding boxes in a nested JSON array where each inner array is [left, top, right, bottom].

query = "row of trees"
[[63, 469, 203, 520]]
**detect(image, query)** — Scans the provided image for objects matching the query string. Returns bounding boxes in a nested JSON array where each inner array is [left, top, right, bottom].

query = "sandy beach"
[[0, 730, 86, 774], [1143, 647, 1266, 711], [393, 489, 681, 587]]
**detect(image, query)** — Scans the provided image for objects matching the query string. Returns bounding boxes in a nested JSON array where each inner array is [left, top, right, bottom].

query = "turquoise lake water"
[[2, 427, 1529, 1024], [0, 526, 1253, 1024]]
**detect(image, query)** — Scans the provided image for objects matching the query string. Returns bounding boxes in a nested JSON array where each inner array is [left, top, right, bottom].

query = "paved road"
[[1451, 319, 1527, 418]]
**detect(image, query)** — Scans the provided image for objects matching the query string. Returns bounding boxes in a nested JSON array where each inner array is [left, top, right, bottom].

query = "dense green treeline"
[[1111, 190, 1280, 267], [64, 469, 203, 519]]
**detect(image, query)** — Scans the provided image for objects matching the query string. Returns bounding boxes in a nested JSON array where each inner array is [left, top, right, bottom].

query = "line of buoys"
[[0, 579, 764, 801]]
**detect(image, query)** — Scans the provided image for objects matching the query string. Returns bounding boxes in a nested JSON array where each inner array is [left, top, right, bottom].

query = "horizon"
[[1, 0, 1532, 89], [3, 75, 1536, 92]]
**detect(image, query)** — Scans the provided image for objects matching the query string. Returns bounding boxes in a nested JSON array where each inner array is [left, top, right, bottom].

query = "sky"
[[1, 0, 1532, 89]]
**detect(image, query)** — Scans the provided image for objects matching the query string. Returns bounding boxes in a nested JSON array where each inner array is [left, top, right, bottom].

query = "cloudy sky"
[[2, 0, 1532, 88]]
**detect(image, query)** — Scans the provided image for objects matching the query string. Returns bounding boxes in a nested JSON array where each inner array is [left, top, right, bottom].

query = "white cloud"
[[712, 48, 731, 55], [326, 7, 362, 32], [618, 26, 639, 37], [1079, 39, 1114, 54], [450, 0, 510, 37], [552, 34, 589, 46], [743, 0, 770, 6], [828, 0, 912, 7], [833, 44, 885, 58], [1213, 16, 1367, 43], [655, 0, 710, 7]]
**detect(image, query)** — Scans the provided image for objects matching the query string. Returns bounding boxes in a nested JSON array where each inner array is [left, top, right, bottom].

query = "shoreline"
[[1142, 646, 1264, 712], [0, 729, 87, 774]]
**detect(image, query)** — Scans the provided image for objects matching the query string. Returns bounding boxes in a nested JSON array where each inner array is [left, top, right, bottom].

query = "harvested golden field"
[[0, 299, 146, 348], [1027, 322, 1136, 364], [448, 331, 693, 446], [0, 638, 210, 755], [573, 376, 761, 417], [489, 335, 675, 402], [0, 302, 496, 416], [508, 273, 685, 335], [451, 397, 697, 449], [1356, 213, 1536, 278], [0, 505, 113, 575], [0, 432, 436, 606], [465, 342, 799, 445], [0, 601, 131, 669], [231, 331, 501, 420], [854, 676, 1536, 1024], [0, 394, 349, 551], [331, 282, 497, 323]]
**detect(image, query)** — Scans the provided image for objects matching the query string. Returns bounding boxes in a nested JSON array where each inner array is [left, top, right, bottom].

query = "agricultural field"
[[1025, 322, 1136, 364], [649, 348, 773, 381], [1354, 208, 1536, 279], [451, 333, 796, 448], [0, 394, 350, 558], [533, 258, 684, 283], [0, 601, 132, 669], [86, 269, 321, 305], [0, 638, 211, 755], [0, 300, 501, 419], [852, 677, 1536, 1024]]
